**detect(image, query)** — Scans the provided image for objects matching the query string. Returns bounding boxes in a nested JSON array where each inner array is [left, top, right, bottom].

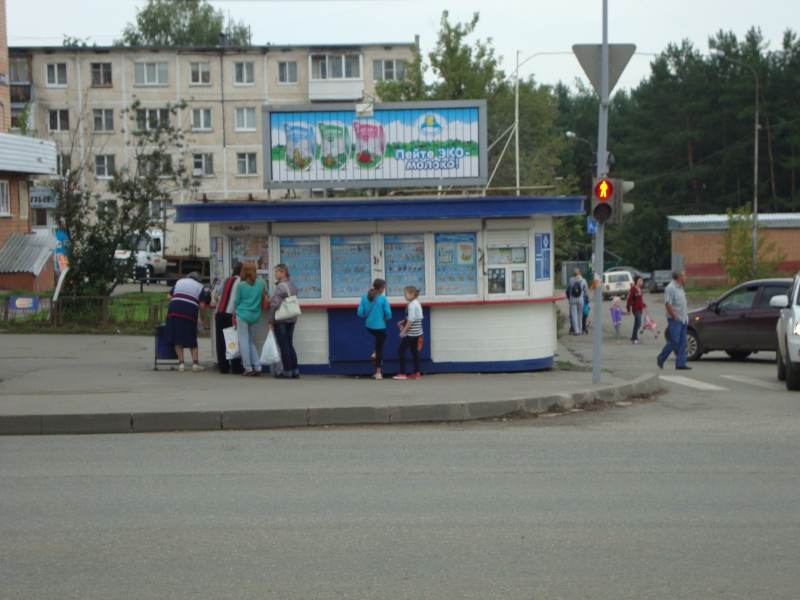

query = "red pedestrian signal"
[[594, 178, 614, 200], [591, 177, 616, 224]]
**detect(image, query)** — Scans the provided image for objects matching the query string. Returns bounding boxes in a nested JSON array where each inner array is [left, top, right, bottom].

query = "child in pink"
[[610, 296, 624, 344]]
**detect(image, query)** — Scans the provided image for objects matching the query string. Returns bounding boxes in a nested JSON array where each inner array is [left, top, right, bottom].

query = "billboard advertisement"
[[262, 100, 487, 189]]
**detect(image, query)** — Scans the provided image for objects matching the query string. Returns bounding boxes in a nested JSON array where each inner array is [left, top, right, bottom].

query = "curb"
[[0, 374, 662, 436]]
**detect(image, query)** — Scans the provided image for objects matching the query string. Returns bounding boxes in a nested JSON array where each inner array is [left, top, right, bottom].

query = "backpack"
[[570, 280, 582, 298]]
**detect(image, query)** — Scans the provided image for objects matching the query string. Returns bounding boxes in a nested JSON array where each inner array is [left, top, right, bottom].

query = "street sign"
[[572, 44, 637, 96], [587, 216, 597, 234]]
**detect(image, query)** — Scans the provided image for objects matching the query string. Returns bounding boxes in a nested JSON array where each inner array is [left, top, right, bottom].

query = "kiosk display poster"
[[230, 236, 270, 274], [434, 232, 477, 295], [488, 268, 506, 294], [384, 234, 425, 296], [280, 236, 322, 298], [210, 236, 224, 284], [535, 233, 551, 281], [331, 235, 372, 298]]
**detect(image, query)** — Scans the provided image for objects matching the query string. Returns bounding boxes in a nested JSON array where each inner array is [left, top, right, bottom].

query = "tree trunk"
[[764, 115, 778, 206], [685, 114, 699, 203]]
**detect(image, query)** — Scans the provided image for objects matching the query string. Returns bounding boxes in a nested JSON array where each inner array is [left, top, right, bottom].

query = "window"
[[150, 199, 172, 219], [385, 234, 425, 296], [91, 62, 112, 87], [94, 155, 116, 178], [97, 199, 118, 218], [193, 153, 214, 176], [434, 233, 477, 296], [279, 236, 321, 298], [331, 236, 372, 298], [278, 61, 297, 83], [310, 54, 361, 80], [758, 285, 791, 309], [49, 109, 69, 131], [11, 108, 25, 131], [134, 62, 168, 86], [190, 62, 211, 85], [191, 108, 212, 131], [10, 57, 29, 83], [718, 287, 758, 312], [487, 242, 529, 294], [57, 154, 72, 176], [136, 108, 169, 131], [92, 108, 114, 132], [236, 152, 257, 175], [0, 181, 9, 216], [33, 208, 48, 227], [234, 61, 254, 84], [235, 107, 256, 131], [373, 59, 405, 81], [46, 63, 67, 86]]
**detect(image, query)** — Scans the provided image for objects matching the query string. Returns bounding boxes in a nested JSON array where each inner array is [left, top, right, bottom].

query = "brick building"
[[669, 214, 800, 287]]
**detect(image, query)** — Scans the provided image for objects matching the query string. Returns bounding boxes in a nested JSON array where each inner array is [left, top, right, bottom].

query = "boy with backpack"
[[566, 268, 590, 335]]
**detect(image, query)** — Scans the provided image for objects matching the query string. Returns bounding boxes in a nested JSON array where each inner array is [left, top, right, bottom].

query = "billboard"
[[262, 100, 487, 189]]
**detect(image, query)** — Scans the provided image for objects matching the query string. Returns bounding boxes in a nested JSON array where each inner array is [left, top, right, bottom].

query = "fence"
[[1, 294, 213, 333]]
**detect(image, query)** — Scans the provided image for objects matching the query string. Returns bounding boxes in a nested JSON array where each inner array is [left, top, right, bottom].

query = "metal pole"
[[515, 51, 520, 196], [592, 0, 610, 384], [752, 75, 759, 279]]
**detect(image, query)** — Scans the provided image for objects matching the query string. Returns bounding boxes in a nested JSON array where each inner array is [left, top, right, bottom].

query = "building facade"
[[9, 41, 416, 260]]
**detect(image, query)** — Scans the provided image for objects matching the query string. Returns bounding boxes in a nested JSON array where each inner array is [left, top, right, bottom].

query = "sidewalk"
[[0, 332, 661, 435]]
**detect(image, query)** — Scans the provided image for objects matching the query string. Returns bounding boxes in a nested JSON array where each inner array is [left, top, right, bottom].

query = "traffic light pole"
[[592, 0, 610, 384]]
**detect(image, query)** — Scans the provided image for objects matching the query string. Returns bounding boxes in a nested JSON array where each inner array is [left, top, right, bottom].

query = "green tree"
[[53, 101, 199, 296], [721, 204, 786, 284], [117, 0, 250, 46]]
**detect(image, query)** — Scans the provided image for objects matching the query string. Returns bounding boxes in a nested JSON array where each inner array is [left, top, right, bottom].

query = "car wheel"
[[726, 351, 752, 361], [786, 341, 800, 391], [777, 342, 786, 382], [686, 330, 702, 361]]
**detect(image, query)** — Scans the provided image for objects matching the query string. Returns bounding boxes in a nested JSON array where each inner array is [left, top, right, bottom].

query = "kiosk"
[[176, 194, 583, 374]]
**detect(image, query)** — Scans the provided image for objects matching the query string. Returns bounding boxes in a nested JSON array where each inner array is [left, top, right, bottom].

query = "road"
[[2, 292, 799, 599]]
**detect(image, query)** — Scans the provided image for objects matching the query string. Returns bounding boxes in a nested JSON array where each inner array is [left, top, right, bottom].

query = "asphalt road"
[[2, 291, 798, 599]]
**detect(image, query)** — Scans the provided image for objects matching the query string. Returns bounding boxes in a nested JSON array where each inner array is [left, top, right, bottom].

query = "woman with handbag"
[[357, 278, 392, 380], [232, 261, 269, 377], [268, 263, 301, 379]]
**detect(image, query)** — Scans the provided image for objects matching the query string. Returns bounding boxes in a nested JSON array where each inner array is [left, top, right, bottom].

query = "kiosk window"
[[230, 236, 269, 275], [331, 235, 372, 298], [488, 268, 506, 294], [384, 234, 425, 296], [435, 232, 477, 296], [280, 236, 321, 299]]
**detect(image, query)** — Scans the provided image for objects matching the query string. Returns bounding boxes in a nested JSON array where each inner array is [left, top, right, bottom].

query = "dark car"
[[686, 278, 792, 361], [648, 270, 672, 293]]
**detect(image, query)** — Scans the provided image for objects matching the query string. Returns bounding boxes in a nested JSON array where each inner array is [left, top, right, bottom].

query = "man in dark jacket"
[[214, 263, 244, 374]]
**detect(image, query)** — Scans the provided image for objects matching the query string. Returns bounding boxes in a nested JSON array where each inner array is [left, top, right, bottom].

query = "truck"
[[114, 223, 209, 280]]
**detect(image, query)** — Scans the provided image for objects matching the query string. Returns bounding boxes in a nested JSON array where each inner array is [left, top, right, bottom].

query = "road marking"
[[659, 376, 729, 391], [719, 375, 781, 390]]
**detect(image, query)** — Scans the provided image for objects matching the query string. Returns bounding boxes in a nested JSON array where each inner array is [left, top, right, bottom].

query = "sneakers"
[[393, 373, 420, 380], [657, 359, 664, 369], [631, 340, 641, 345], [373, 373, 383, 380], [192, 364, 205, 372], [393, 374, 408, 380], [178, 363, 185, 372], [408, 373, 421, 380]]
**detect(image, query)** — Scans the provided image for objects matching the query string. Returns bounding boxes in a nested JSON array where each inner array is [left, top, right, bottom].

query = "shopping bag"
[[260, 330, 281, 364], [223, 327, 240, 360]]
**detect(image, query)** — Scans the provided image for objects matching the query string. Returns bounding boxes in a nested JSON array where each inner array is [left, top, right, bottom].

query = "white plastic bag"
[[223, 326, 240, 360], [260, 330, 281, 364]]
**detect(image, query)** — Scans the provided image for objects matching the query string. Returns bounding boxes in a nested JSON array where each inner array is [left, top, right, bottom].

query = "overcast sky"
[[8, 0, 797, 93]]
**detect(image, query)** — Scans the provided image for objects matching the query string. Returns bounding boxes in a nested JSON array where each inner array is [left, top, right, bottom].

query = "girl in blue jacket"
[[357, 278, 392, 380]]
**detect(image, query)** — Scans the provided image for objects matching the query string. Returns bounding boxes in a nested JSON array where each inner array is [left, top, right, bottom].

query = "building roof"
[[175, 196, 585, 224], [668, 213, 800, 231], [0, 133, 58, 175], [0, 233, 57, 276], [9, 42, 416, 54]]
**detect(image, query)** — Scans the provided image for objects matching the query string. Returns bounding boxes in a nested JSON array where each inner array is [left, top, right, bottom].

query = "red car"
[[686, 278, 792, 361]]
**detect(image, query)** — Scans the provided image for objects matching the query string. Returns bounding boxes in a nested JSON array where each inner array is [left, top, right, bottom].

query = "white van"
[[602, 271, 633, 301]]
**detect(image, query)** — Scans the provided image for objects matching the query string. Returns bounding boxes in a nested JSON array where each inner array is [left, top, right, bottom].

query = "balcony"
[[11, 84, 33, 103], [308, 79, 364, 102]]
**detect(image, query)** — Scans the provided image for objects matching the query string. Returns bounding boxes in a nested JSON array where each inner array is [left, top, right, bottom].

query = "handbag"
[[275, 282, 301, 321], [222, 326, 240, 360]]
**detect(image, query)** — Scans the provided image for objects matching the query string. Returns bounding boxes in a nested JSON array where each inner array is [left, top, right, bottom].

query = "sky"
[[7, 0, 798, 93]]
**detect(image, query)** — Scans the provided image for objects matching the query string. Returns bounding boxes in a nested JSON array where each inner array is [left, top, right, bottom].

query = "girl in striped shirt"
[[394, 286, 423, 380]]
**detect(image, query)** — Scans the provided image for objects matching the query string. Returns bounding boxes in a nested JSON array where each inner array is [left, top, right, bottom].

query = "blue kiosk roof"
[[174, 196, 585, 223]]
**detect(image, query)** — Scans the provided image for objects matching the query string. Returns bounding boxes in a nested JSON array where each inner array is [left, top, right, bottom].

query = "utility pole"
[[591, 0, 610, 384], [515, 51, 520, 196]]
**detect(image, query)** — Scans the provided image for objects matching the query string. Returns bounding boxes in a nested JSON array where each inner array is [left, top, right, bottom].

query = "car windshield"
[[608, 274, 629, 283]]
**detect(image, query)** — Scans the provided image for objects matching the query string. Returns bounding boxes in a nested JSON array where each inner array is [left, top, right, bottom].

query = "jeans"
[[273, 321, 298, 376], [614, 322, 621, 341], [367, 327, 387, 367], [569, 300, 584, 335], [398, 335, 421, 374], [631, 311, 642, 341], [658, 318, 688, 368], [236, 318, 261, 373]]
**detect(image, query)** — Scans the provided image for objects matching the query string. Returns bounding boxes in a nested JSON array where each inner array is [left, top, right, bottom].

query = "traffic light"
[[591, 177, 615, 224], [613, 180, 635, 225]]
